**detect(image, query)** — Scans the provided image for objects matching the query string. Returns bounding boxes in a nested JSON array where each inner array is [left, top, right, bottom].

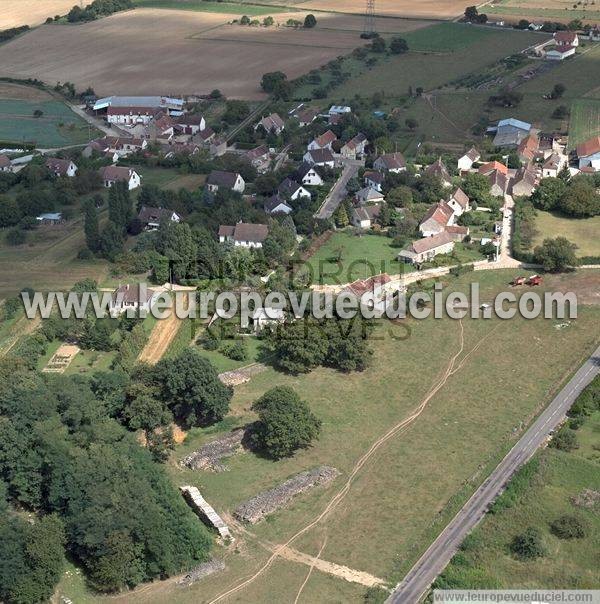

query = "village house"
[[308, 130, 337, 151], [255, 113, 285, 135], [341, 274, 393, 313], [303, 148, 335, 168], [355, 186, 385, 205], [576, 136, 600, 170], [110, 283, 158, 315], [278, 178, 310, 201], [419, 201, 455, 237], [517, 134, 540, 163], [294, 162, 323, 186], [554, 31, 579, 47], [209, 139, 227, 158], [247, 307, 285, 333], [491, 118, 532, 147], [206, 170, 245, 193], [137, 206, 181, 230], [510, 167, 537, 197], [161, 142, 200, 159], [294, 108, 319, 127], [399, 231, 455, 264], [351, 204, 381, 229], [246, 145, 270, 172], [0, 155, 12, 172], [149, 112, 176, 141], [198, 126, 216, 145], [488, 170, 508, 197], [99, 165, 142, 190], [446, 187, 471, 216], [84, 136, 147, 161], [340, 133, 368, 160], [541, 153, 566, 178], [373, 152, 406, 173], [174, 114, 206, 135], [425, 158, 452, 187], [46, 157, 78, 178], [328, 105, 351, 118], [364, 170, 385, 192], [457, 147, 480, 171], [218, 222, 269, 248], [94, 95, 183, 125], [264, 194, 293, 215], [478, 160, 508, 177]]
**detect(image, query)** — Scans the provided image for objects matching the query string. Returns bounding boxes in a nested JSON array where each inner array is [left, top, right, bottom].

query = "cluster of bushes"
[[67, 0, 133, 23], [511, 198, 537, 262], [532, 174, 600, 218], [0, 25, 29, 42]]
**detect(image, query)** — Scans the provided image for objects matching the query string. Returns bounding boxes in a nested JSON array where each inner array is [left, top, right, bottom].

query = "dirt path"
[[138, 314, 181, 365], [208, 320, 503, 603]]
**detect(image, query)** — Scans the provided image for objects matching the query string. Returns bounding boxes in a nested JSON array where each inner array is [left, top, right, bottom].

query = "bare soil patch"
[[542, 270, 600, 306], [1, 1, 75, 28], [297, 0, 471, 19], [42, 344, 80, 373], [0, 9, 424, 99]]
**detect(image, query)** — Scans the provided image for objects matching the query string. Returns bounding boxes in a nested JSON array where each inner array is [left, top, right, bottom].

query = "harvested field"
[[1, 0, 75, 28], [0, 9, 426, 99], [180, 428, 246, 472], [234, 466, 340, 524], [295, 0, 471, 19]]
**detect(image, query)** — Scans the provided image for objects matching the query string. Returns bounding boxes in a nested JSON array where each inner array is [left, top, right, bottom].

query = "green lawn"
[[133, 0, 288, 15], [305, 231, 403, 285], [533, 211, 600, 258], [0, 99, 97, 147], [196, 334, 262, 373], [400, 22, 498, 53], [569, 98, 600, 150]]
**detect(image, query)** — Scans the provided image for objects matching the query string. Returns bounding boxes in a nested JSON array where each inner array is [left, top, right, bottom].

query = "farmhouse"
[[351, 204, 381, 229], [510, 167, 537, 197], [111, 283, 157, 315], [264, 194, 293, 215], [0, 155, 11, 172], [446, 187, 470, 216], [46, 157, 77, 178], [364, 170, 385, 192], [161, 142, 200, 159], [492, 118, 531, 148], [398, 231, 455, 264], [84, 136, 147, 160], [355, 186, 385, 205], [576, 136, 600, 170], [174, 114, 206, 135], [294, 108, 319, 127], [137, 206, 181, 230], [478, 160, 508, 176], [94, 96, 183, 125], [303, 148, 335, 167], [457, 147, 480, 171], [294, 162, 323, 186], [218, 222, 269, 248], [340, 133, 368, 160], [278, 178, 310, 201], [206, 170, 245, 193], [553, 31, 579, 47], [256, 113, 285, 135], [308, 130, 337, 151], [99, 165, 141, 190], [419, 201, 455, 236], [374, 152, 406, 173], [425, 158, 452, 187], [542, 153, 566, 178]]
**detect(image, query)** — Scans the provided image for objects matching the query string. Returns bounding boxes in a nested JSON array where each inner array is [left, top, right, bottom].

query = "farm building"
[[174, 114, 206, 134], [218, 222, 269, 248], [0, 155, 12, 172], [46, 157, 77, 178], [457, 147, 480, 171], [294, 108, 319, 127], [491, 118, 532, 148], [398, 231, 455, 264], [99, 165, 141, 190], [576, 136, 600, 170], [328, 105, 351, 117], [478, 160, 508, 176], [94, 96, 183, 125], [206, 170, 245, 193], [545, 46, 576, 61], [517, 134, 540, 163], [137, 206, 181, 230], [374, 152, 406, 173], [445, 225, 469, 241], [36, 212, 64, 225], [447, 187, 470, 216]]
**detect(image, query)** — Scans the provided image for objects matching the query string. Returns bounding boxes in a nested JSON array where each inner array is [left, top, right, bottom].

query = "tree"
[[261, 71, 287, 93], [98, 222, 124, 260], [464, 5, 487, 22], [240, 15, 251, 25], [559, 177, 600, 217], [550, 515, 587, 539], [533, 237, 578, 272], [510, 527, 546, 559], [390, 37, 409, 54], [334, 204, 349, 227], [156, 349, 232, 427], [107, 181, 131, 230], [83, 198, 101, 253], [516, 19, 530, 29], [303, 13, 317, 28], [370, 37, 386, 53], [405, 117, 419, 131], [251, 386, 321, 459], [531, 177, 567, 211], [550, 426, 578, 451], [506, 152, 522, 169], [550, 83, 566, 99], [552, 105, 568, 119], [488, 90, 523, 108], [263, 15, 274, 26]]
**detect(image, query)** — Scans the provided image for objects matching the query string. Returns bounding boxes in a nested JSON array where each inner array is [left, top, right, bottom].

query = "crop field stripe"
[[189, 35, 357, 48], [568, 98, 600, 150]]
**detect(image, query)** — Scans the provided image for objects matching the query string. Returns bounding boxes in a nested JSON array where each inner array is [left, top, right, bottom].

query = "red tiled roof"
[[577, 136, 600, 158], [479, 161, 508, 176]]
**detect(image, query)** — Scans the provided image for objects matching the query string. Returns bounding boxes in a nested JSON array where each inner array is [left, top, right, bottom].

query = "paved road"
[[387, 344, 600, 604], [314, 158, 362, 219]]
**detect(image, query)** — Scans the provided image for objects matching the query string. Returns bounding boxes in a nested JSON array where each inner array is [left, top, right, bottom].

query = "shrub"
[[510, 527, 546, 559], [550, 515, 587, 539], [550, 426, 578, 451], [221, 340, 248, 361]]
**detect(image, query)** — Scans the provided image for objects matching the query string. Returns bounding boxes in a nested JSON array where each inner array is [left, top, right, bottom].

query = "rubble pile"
[[180, 428, 245, 472]]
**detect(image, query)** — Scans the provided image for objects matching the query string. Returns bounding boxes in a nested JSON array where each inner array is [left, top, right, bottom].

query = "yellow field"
[[1, 0, 76, 28], [297, 0, 471, 19]]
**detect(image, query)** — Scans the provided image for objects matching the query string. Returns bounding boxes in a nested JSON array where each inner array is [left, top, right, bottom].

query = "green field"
[[569, 98, 600, 150], [439, 412, 600, 590], [44, 269, 600, 604], [133, 0, 288, 15], [533, 211, 600, 258], [400, 22, 498, 52], [0, 99, 95, 147]]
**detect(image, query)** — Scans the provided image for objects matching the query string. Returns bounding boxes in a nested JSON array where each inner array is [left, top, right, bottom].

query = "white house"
[[554, 31, 579, 47], [303, 148, 335, 168], [308, 130, 337, 151], [294, 162, 323, 186], [111, 284, 158, 315], [541, 153, 566, 178], [340, 133, 368, 160], [351, 204, 381, 229], [576, 136, 600, 170], [218, 222, 269, 248], [328, 105, 351, 117], [137, 206, 181, 230], [206, 170, 245, 193], [175, 114, 206, 135], [46, 157, 77, 178], [264, 195, 293, 215], [355, 186, 385, 205], [419, 201, 455, 237], [364, 170, 385, 192], [0, 155, 12, 172], [446, 187, 470, 216], [248, 307, 285, 333], [398, 231, 455, 264], [457, 147, 480, 171], [545, 46, 576, 60], [278, 178, 310, 201], [99, 165, 141, 190]]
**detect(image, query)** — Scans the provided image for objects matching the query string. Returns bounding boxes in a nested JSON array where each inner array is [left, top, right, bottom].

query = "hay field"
[[295, 0, 471, 19], [1, 0, 76, 28], [0, 9, 425, 99], [486, 0, 600, 24]]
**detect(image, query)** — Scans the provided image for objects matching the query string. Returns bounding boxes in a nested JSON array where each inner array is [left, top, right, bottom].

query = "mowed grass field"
[[0, 8, 427, 99], [134, 0, 288, 15], [533, 211, 600, 258], [486, 0, 600, 24], [1, 0, 75, 28], [52, 269, 600, 604], [568, 98, 600, 150]]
